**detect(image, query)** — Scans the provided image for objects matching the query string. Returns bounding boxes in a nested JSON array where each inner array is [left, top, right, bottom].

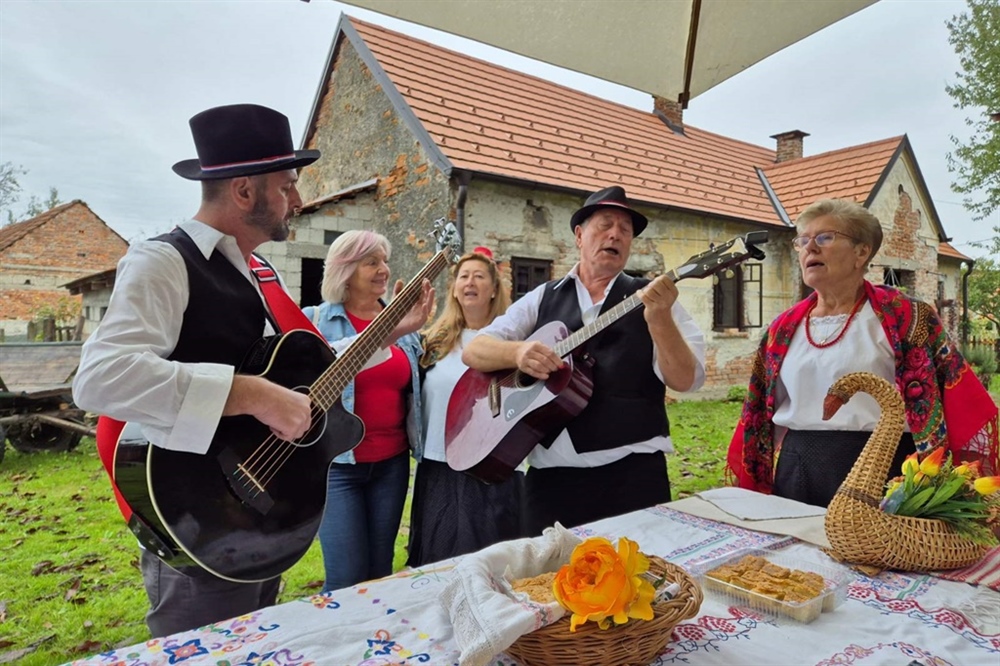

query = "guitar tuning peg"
[[725, 269, 735, 279], [712, 275, 720, 285]]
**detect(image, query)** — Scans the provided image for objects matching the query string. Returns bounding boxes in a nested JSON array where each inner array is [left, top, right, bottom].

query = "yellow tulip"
[[973, 476, 1000, 496], [919, 447, 947, 477], [901, 452, 920, 475]]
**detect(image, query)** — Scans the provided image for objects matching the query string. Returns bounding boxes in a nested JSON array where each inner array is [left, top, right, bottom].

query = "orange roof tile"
[[763, 137, 903, 221], [937, 242, 973, 262], [346, 18, 784, 226]]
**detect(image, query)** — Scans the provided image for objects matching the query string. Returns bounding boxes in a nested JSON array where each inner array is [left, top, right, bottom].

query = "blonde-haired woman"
[[303, 229, 431, 591], [407, 247, 523, 567]]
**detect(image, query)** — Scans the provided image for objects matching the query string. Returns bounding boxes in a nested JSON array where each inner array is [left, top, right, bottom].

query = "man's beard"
[[247, 196, 289, 242]]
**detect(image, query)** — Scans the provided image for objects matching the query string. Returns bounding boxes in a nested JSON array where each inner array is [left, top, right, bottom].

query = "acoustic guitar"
[[445, 231, 768, 484], [113, 220, 461, 582]]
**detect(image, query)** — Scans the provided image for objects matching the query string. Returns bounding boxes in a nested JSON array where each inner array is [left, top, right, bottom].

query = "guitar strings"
[[229, 248, 454, 500]]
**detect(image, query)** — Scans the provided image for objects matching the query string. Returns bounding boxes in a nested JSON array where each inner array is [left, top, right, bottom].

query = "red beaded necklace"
[[805, 294, 867, 349]]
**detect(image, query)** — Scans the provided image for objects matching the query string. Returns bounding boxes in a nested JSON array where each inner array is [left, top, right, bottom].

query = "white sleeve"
[[651, 300, 706, 392], [477, 283, 545, 340], [72, 240, 233, 454]]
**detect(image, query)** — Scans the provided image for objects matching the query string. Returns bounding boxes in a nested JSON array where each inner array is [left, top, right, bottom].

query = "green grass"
[[0, 399, 739, 665]]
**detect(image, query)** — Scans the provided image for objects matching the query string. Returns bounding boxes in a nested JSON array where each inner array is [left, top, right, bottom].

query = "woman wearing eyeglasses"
[[726, 198, 997, 507]]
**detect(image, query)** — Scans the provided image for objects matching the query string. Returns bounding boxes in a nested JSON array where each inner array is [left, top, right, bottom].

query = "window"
[[713, 263, 763, 331], [510, 257, 551, 301], [323, 229, 343, 245], [883, 267, 915, 294]]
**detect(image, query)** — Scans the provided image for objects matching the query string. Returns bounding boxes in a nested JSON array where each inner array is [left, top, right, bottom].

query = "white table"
[[67, 501, 1000, 665]]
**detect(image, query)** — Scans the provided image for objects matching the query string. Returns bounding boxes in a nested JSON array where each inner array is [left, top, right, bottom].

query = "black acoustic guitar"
[[444, 231, 768, 484], [114, 221, 461, 582]]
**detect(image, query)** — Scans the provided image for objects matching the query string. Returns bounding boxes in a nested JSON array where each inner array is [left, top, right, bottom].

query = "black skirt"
[[773, 430, 916, 508], [523, 452, 671, 536], [406, 459, 525, 568]]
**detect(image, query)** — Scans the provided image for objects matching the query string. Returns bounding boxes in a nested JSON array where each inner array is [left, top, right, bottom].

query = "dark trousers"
[[774, 430, 916, 508], [139, 549, 280, 637], [523, 452, 671, 536]]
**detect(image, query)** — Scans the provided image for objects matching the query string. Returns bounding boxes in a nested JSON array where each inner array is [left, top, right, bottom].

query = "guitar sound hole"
[[513, 371, 537, 390]]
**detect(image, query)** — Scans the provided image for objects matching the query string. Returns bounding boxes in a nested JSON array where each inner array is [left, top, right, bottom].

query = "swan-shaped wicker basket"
[[823, 372, 991, 571]]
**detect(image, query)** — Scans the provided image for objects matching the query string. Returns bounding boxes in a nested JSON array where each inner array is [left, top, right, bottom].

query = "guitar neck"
[[310, 249, 451, 410], [552, 267, 682, 358]]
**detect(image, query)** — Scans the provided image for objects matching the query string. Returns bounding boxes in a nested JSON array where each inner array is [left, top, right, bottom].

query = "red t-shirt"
[[346, 312, 410, 463]]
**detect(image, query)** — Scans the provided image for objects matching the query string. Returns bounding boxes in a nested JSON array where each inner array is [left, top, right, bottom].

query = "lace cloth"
[[439, 523, 580, 666]]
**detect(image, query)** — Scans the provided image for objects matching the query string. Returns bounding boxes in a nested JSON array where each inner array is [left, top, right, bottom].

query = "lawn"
[[0, 398, 737, 665]]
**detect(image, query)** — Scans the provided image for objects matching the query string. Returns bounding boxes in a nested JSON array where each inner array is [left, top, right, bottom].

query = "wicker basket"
[[823, 372, 991, 572], [504, 556, 702, 666]]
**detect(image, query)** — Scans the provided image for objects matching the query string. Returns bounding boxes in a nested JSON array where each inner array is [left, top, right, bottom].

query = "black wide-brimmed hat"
[[569, 186, 648, 236], [172, 104, 321, 180]]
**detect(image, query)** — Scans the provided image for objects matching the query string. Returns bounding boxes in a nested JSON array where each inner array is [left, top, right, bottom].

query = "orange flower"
[[552, 537, 655, 631], [919, 447, 947, 477], [973, 476, 1000, 496]]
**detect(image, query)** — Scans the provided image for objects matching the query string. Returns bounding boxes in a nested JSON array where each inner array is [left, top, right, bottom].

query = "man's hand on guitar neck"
[[639, 274, 697, 392], [224, 375, 313, 442]]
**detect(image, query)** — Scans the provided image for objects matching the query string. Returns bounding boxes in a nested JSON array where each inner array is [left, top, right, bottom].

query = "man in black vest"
[[73, 104, 430, 636], [463, 186, 706, 535]]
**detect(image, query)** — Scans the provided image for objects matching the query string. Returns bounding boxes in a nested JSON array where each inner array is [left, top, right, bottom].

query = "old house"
[[268, 15, 973, 395], [0, 201, 128, 339]]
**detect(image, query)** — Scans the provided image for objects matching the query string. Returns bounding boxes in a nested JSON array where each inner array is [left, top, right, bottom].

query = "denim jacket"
[[302, 301, 425, 463]]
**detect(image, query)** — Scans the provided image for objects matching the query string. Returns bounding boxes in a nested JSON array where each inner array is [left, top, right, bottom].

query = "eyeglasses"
[[791, 230, 860, 250]]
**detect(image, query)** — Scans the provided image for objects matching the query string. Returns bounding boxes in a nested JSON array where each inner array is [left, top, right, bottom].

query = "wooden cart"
[[0, 342, 95, 464]]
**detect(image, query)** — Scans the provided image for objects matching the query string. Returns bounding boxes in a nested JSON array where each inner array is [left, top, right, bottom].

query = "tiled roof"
[[0, 200, 81, 252], [763, 137, 903, 221], [938, 241, 973, 262], [347, 18, 782, 226], [329, 18, 954, 255]]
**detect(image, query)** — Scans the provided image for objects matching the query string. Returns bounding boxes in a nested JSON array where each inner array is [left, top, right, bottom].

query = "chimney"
[[771, 130, 809, 163], [653, 95, 683, 130]]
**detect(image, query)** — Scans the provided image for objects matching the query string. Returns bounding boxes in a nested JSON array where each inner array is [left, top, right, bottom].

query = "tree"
[[0, 161, 27, 215], [0, 162, 63, 225], [945, 0, 1000, 233], [968, 256, 1000, 331]]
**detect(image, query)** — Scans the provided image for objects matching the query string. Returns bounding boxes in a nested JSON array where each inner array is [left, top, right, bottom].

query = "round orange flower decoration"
[[552, 536, 656, 631]]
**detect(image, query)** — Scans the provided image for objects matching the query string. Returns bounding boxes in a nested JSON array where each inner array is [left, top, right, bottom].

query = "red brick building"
[[0, 201, 127, 339]]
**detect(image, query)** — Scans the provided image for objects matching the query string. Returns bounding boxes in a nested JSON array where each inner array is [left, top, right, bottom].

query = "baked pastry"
[[511, 571, 557, 604], [703, 555, 829, 622]]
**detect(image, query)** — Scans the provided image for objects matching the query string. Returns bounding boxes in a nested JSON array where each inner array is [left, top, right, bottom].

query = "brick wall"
[[0, 202, 127, 322]]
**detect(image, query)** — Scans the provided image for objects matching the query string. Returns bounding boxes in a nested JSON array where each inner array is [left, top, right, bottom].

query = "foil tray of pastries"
[[692, 549, 850, 623]]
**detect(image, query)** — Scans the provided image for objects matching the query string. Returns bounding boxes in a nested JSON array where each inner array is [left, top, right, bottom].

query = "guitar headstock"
[[673, 231, 769, 281], [430, 218, 463, 262]]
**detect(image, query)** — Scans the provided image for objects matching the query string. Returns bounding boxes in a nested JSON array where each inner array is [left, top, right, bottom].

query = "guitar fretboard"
[[309, 250, 451, 410], [551, 267, 681, 358]]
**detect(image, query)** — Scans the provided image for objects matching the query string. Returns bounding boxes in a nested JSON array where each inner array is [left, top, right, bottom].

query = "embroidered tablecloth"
[[67, 503, 1000, 666]]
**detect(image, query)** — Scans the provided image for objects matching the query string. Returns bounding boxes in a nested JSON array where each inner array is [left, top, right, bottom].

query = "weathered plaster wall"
[[460, 179, 794, 396], [292, 37, 453, 294]]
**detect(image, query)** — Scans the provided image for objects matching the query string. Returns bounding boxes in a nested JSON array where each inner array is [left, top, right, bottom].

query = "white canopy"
[[328, 0, 877, 105]]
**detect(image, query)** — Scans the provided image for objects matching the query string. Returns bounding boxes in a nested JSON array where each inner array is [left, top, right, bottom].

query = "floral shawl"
[[726, 281, 998, 493]]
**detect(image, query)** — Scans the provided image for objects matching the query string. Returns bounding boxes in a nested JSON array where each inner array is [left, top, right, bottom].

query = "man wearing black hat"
[[73, 104, 430, 636], [463, 186, 706, 534]]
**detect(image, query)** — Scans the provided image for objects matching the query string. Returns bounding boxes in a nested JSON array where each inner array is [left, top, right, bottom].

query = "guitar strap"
[[98, 254, 320, 522]]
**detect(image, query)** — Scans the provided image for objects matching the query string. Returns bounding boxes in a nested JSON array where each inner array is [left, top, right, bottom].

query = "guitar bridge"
[[218, 447, 276, 515], [488, 379, 501, 418]]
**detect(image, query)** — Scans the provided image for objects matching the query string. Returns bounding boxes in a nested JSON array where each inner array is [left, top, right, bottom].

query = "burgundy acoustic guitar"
[[445, 231, 768, 484]]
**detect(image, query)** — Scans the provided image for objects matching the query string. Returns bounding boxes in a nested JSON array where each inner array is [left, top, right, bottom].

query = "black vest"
[[535, 274, 668, 454], [154, 229, 268, 366]]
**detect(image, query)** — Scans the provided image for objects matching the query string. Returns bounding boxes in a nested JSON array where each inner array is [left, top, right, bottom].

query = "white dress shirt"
[[72, 219, 360, 454], [476, 265, 706, 468]]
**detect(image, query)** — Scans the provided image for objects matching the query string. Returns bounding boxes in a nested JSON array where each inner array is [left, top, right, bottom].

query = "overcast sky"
[[1, 0, 995, 260]]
